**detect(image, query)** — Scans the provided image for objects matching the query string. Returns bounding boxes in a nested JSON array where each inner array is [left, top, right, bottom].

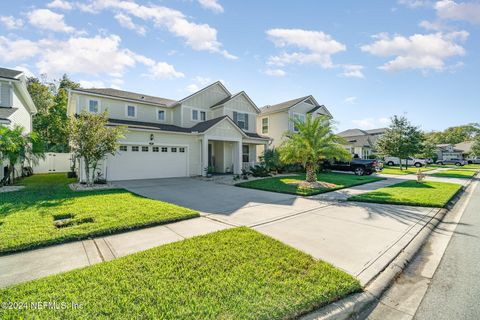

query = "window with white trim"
[[200, 111, 206, 121], [119, 145, 127, 151], [88, 100, 99, 113], [262, 117, 268, 134], [153, 146, 159, 152], [157, 109, 165, 121], [126, 105, 136, 118], [179, 147, 185, 153], [236, 113, 247, 130], [293, 113, 305, 132], [142, 146, 149, 152], [132, 146, 139, 152], [161, 147, 168, 152], [192, 109, 199, 121], [171, 147, 177, 152]]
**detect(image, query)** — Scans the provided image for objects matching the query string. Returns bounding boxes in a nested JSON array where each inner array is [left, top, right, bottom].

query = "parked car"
[[467, 157, 480, 164], [435, 158, 468, 166], [323, 159, 379, 176], [384, 157, 426, 167]]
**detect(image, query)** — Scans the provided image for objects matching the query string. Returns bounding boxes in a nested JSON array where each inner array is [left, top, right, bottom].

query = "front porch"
[[203, 140, 263, 175]]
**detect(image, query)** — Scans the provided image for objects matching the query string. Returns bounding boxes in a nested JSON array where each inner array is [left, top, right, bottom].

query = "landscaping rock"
[[69, 183, 117, 191], [0, 186, 25, 193]]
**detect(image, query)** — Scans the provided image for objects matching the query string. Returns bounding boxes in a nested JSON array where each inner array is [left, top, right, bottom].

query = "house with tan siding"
[[67, 81, 269, 181]]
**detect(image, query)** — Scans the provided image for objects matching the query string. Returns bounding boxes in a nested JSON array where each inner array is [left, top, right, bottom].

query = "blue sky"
[[1, 0, 479, 132]]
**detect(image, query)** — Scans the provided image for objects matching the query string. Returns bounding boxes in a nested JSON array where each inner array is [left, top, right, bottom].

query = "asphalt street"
[[414, 181, 480, 320]]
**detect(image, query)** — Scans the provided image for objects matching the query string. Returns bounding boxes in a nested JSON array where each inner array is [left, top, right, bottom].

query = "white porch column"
[[234, 141, 242, 174], [201, 137, 208, 176]]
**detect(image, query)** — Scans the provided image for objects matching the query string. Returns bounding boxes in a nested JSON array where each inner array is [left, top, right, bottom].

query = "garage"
[[105, 145, 188, 181]]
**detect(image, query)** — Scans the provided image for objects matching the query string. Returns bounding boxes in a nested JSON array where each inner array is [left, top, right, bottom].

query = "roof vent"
[[141, 96, 145, 100]]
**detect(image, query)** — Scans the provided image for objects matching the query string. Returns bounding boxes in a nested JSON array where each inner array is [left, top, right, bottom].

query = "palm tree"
[[279, 115, 351, 183], [0, 125, 44, 184]]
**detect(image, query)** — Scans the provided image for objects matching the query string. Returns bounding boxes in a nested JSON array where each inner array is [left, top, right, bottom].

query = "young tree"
[[376, 115, 423, 170], [69, 111, 126, 185], [0, 125, 44, 184], [279, 115, 351, 183]]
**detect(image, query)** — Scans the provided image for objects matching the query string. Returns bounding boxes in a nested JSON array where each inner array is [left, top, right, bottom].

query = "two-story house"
[[256, 95, 332, 155], [0, 67, 37, 181], [435, 142, 473, 161], [67, 81, 269, 181], [337, 128, 387, 159]]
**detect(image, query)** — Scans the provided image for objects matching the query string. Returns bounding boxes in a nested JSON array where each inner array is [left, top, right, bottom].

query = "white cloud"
[[266, 28, 346, 68], [264, 68, 286, 77], [435, 0, 480, 24], [193, 76, 212, 85], [47, 0, 73, 10], [79, 79, 105, 88], [28, 9, 74, 33], [344, 96, 357, 104], [397, 0, 433, 8], [419, 19, 450, 31], [361, 31, 468, 72], [379, 117, 390, 125], [0, 34, 183, 81], [186, 83, 200, 93], [0, 16, 24, 29], [198, 0, 224, 13], [76, 0, 236, 59], [114, 13, 146, 35], [340, 64, 365, 78]]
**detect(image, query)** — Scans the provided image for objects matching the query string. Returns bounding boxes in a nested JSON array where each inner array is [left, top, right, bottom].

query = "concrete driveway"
[[115, 177, 440, 285]]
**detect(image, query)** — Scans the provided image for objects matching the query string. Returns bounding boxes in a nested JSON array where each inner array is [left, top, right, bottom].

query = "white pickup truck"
[[384, 157, 427, 167]]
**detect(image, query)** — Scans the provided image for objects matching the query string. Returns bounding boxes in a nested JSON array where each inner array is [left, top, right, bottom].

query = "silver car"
[[436, 158, 468, 166]]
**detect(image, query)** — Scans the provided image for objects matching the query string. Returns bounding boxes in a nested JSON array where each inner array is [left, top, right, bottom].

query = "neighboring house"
[[67, 81, 269, 181], [436, 141, 473, 161], [337, 128, 387, 159], [0, 67, 37, 181], [257, 95, 332, 154]]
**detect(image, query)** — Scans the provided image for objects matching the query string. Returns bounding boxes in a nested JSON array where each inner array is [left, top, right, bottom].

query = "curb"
[[300, 176, 475, 320]]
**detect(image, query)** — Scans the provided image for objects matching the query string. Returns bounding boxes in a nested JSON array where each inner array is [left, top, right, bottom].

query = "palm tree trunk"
[[305, 163, 317, 183]]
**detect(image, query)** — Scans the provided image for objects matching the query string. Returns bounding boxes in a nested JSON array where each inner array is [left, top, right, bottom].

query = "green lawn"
[[381, 166, 435, 175], [236, 172, 384, 196], [429, 169, 477, 179], [0, 174, 198, 254], [348, 180, 462, 207], [0, 227, 361, 320], [430, 164, 480, 170]]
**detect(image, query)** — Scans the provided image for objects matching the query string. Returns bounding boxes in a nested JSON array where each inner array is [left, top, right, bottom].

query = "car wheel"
[[387, 161, 394, 166], [414, 162, 422, 167], [437, 162, 443, 165], [455, 162, 461, 166], [354, 167, 365, 176]]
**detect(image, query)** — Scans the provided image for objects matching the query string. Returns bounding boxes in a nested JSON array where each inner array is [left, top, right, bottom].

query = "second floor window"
[[200, 111, 206, 121], [192, 109, 206, 121], [192, 109, 198, 121], [262, 117, 268, 134], [234, 112, 249, 130], [158, 110, 165, 121], [293, 113, 305, 132], [127, 105, 136, 118], [88, 100, 99, 113]]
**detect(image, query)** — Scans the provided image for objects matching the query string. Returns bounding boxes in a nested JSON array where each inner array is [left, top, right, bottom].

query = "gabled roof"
[[72, 88, 176, 107], [260, 96, 309, 115], [365, 128, 387, 135], [210, 91, 261, 113], [107, 116, 269, 140], [454, 141, 473, 153], [0, 67, 23, 80], [176, 81, 231, 105], [337, 129, 369, 137]]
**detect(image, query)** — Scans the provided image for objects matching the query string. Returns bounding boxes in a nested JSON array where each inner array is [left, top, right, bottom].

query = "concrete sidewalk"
[[0, 217, 230, 288]]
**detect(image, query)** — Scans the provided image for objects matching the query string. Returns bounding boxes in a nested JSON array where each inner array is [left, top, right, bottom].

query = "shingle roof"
[[107, 116, 270, 140], [0, 68, 23, 80], [210, 92, 243, 109], [338, 127, 386, 148], [0, 107, 18, 120], [365, 128, 387, 135], [454, 141, 473, 153], [74, 88, 176, 107], [260, 96, 309, 115], [337, 129, 369, 137]]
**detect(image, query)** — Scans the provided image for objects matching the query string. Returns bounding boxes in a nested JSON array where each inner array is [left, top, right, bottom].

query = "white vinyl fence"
[[33, 153, 73, 174]]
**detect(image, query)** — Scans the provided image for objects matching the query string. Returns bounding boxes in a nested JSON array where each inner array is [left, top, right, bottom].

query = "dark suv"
[[323, 159, 379, 176]]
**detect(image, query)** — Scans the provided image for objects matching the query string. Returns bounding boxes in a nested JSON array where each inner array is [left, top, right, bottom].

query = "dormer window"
[[88, 100, 99, 113], [126, 105, 136, 118], [157, 109, 165, 121]]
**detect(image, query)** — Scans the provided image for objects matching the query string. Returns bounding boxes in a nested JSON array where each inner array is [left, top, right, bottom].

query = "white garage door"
[[106, 145, 188, 181]]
